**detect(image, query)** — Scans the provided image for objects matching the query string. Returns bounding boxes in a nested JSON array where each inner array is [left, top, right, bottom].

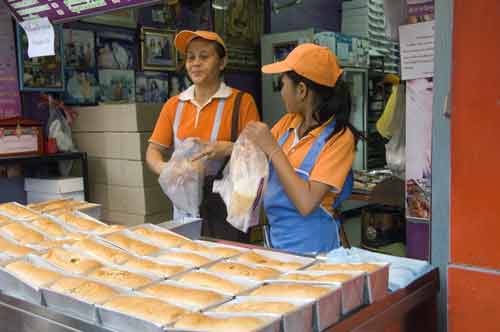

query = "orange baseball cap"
[[174, 30, 227, 55], [262, 43, 343, 87]]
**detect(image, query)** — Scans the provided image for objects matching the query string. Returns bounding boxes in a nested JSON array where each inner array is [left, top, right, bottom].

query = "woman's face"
[[185, 38, 225, 86], [280, 74, 301, 114]]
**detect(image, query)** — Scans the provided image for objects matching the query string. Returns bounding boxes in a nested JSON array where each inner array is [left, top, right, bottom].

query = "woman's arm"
[[245, 122, 331, 216], [146, 143, 169, 175]]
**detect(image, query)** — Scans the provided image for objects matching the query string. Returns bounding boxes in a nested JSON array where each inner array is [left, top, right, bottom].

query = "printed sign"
[[3, 0, 160, 23], [399, 20, 435, 80]]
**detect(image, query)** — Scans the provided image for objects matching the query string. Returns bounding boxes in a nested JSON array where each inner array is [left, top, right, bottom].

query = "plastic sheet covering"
[[213, 135, 269, 233]]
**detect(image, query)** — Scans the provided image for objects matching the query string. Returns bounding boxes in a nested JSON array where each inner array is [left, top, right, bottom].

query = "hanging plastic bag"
[[385, 84, 406, 179], [46, 101, 77, 153], [213, 134, 269, 233], [159, 138, 207, 217]]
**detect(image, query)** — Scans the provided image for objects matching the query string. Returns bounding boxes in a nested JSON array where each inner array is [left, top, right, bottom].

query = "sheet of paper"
[[399, 21, 435, 80], [19, 17, 55, 58]]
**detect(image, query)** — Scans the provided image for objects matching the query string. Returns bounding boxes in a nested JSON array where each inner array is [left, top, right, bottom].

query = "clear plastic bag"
[[159, 138, 207, 217], [213, 134, 269, 233], [46, 103, 76, 152]]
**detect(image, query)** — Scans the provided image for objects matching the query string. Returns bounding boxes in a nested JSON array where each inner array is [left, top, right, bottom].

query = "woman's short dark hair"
[[284, 71, 364, 143]]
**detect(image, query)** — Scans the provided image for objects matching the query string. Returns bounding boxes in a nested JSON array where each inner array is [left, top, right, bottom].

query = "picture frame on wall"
[[63, 69, 99, 105], [140, 27, 176, 71], [81, 9, 137, 28], [63, 29, 96, 70], [96, 30, 136, 70], [136, 71, 169, 104], [214, 0, 264, 70], [98, 69, 135, 104], [16, 24, 65, 92]]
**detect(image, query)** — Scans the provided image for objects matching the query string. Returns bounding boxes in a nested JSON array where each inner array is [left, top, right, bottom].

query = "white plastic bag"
[[159, 138, 206, 217], [213, 134, 269, 233]]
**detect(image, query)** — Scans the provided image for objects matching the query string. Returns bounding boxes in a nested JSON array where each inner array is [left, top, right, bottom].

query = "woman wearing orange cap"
[[244, 43, 362, 254], [146, 30, 260, 241]]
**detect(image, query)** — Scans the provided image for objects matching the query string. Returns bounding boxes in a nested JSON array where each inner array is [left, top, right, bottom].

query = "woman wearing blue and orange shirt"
[[244, 44, 362, 255]]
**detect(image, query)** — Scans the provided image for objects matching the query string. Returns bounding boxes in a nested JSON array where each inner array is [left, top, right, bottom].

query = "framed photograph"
[[98, 69, 135, 104], [169, 72, 192, 97], [81, 9, 137, 28], [16, 24, 64, 92], [271, 41, 297, 91], [63, 29, 95, 70], [96, 30, 136, 70], [140, 27, 176, 71], [63, 69, 99, 105], [136, 71, 169, 104], [139, 2, 211, 30], [214, 0, 264, 70]]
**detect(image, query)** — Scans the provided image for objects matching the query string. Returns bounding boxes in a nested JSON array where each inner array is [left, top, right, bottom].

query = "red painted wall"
[[450, 0, 500, 331]]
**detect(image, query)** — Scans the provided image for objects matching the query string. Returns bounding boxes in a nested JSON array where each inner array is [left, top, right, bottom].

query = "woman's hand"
[[192, 141, 233, 161], [244, 121, 279, 156]]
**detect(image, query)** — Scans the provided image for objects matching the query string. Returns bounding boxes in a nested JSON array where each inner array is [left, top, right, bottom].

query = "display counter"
[[0, 255, 438, 332]]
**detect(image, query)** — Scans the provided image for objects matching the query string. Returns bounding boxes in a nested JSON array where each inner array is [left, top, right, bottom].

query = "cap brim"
[[261, 60, 292, 74], [174, 30, 198, 54]]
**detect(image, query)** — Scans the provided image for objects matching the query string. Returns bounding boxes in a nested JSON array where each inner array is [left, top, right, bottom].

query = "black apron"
[[199, 91, 250, 243]]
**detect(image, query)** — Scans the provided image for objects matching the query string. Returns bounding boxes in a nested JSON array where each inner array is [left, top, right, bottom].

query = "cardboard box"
[[101, 209, 172, 226], [26, 191, 85, 204], [25, 177, 84, 194], [72, 103, 162, 133], [89, 183, 172, 215], [73, 132, 151, 160], [88, 158, 157, 187]]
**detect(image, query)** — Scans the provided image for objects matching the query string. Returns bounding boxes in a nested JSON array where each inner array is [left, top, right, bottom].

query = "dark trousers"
[[199, 177, 250, 243]]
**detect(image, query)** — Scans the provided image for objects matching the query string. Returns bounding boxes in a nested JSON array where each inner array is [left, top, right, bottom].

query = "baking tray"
[[27, 215, 87, 241], [270, 270, 365, 315], [180, 239, 249, 259], [210, 295, 314, 332], [85, 262, 161, 291], [37, 246, 104, 276], [0, 202, 41, 221], [136, 279, 232, 312], [172, 269, 261, 296], [49, 210, 107, 234], [100, 229, 163, 257], [41, 276, 125, 323], [306, 262, 390, 304], [246, 281, 342, 332], [235, 248, 317, 272], [97, 293, 189, 332], [165, 312, 281, 332], [152, 247, 221, 269], [0, 254, 65, 305], [129, 223, 194, 249], [0, 233, 38, 259], [121, 254, 193, 279], [0, 221, 54, 249], [205, 259, 283, 282], [158, 218, 203, 240], [69, 237, 132, 265]]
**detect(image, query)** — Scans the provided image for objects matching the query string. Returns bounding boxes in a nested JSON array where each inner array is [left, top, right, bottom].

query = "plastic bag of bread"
[[159, 138, 206, 217], [213, 134, 268, 232]]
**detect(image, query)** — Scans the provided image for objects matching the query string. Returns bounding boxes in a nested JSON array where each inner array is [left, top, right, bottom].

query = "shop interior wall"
[[449, 0, 500, 331], [269, 0, 342, 33]]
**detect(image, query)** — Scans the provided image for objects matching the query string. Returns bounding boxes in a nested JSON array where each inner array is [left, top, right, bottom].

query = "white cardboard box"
[[26, 191, 85, 204], [89, 183, 172, 215], [72, 103, 162, 133], [73, 132, 151, 160], [88, 158, 157, 187], [24, 177, 84, 194], [101, 209, 172, 226]]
